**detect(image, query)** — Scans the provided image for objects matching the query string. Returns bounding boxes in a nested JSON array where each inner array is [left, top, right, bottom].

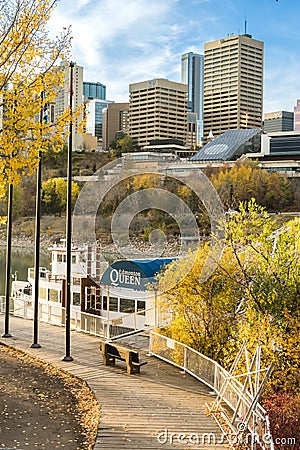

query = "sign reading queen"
[[100, 258, 176, 292], [109, 268, 141, 287]]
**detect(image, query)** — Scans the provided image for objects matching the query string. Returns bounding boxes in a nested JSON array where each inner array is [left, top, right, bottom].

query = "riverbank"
[[0, 216, 182, 256], [0, 216, 65, 250]]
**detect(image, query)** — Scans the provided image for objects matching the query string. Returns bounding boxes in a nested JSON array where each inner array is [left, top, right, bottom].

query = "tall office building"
[[55, 61, 84, 151], [102, 102, 130, 150], [181, 52, 204, 144], [129, 78, 188, 148], [83, 81, 106, 101], [85, 99, 112, 141], [294, 100, 300, 131], [263, 111, 294, 133], [203, 34, 264, 141]]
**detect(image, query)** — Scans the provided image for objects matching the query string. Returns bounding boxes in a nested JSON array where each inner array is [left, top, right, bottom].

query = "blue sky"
[[49, 0, 300, 114]]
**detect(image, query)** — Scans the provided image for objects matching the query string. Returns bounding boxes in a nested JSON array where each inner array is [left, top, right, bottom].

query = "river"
[[0, 247, 50, 296]]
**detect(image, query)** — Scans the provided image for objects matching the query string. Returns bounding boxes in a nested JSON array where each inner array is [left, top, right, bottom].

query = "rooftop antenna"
[[245, 15, 247, 34]]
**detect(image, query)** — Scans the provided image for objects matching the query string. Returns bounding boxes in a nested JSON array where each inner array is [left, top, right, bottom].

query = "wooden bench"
[[100, 341, 147, 374]]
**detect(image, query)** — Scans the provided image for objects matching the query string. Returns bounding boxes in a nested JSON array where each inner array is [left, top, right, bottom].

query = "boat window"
[[49, 289, 59, 302], [79, 252, 86, 262], [24, 286, 32, 296], [72, 255, 77, 264], [120, 298, 135, 313], [137, 300, 146, 315], [109, 296, 118, 312], [39, 287, 47, 300], [72, 292, 80, 306], [95, 288, 101, 310], [57, 254, 63, 262], [85, 286, 95, 309], [90, 294, 96, 309], [102, 296, 107, 310]]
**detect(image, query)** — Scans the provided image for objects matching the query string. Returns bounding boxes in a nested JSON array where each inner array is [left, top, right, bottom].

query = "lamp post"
[[30, 153, 42, 347], [1, 84, 14, 338], [62, 62, 74, 362], [2, 182, 13, 338], [31, 89, 47, 349]]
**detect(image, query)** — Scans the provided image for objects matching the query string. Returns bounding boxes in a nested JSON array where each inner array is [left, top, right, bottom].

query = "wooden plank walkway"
[[0, 316, 227, 449]]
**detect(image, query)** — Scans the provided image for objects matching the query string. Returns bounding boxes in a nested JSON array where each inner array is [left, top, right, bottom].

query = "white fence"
[[149, 331, 274, 450]]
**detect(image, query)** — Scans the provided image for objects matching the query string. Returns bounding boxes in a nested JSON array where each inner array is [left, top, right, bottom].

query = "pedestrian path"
[[0, 316, 227, 449]]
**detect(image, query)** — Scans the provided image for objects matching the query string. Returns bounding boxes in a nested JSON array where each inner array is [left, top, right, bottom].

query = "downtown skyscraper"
[[129, 78, 187, 148], [181, 52, 204, 144], [55, 61, 84, 151], [203, 34, 264, 142]]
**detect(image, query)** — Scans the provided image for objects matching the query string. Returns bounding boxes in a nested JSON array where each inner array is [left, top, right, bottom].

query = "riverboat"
[[11, 241, 175, 337]]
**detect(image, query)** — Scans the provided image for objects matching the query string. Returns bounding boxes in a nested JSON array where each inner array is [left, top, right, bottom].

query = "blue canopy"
[[101, 258, 176, 291]]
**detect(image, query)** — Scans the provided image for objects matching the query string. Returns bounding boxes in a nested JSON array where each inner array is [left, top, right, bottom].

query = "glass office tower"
[[83, 82, 106, 101], [181, 52, 204, 144]]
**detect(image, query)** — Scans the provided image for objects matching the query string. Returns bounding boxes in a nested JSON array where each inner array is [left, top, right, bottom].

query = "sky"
[[49, 0, 300, 114]]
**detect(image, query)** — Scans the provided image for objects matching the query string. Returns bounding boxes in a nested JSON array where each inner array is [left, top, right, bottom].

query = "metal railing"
[[149, 331, 274, 450]]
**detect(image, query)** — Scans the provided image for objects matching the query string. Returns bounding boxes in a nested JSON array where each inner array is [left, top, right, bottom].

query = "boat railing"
[[0, 295, 108, 337], [27, 268, 82, 285], [28, 267, 51, 280], [0, 294, 171, 341]]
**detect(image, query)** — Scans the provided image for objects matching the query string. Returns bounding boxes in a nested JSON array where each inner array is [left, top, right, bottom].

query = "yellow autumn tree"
[[210, 159, 293, 210], [158, 200, 300, 392], [0, 0, 77, 199], [227, 210, 300, 393], [156, 245, 243, 363], [42, 177, 79, 215]]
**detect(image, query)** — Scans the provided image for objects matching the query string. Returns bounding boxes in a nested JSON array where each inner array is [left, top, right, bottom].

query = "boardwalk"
[[0, 316, 227, 449]]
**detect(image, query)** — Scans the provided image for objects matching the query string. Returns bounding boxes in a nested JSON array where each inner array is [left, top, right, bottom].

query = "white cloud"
[[47, 0, 300, 111], [49, 0, 181, 101]]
